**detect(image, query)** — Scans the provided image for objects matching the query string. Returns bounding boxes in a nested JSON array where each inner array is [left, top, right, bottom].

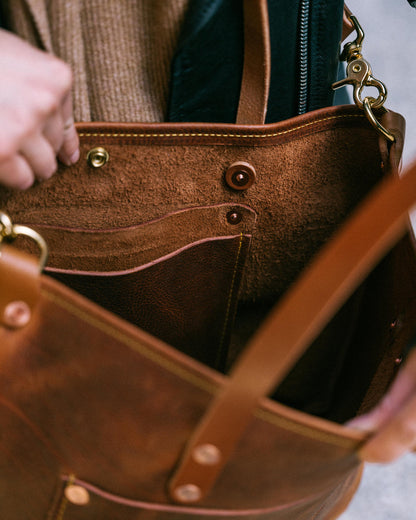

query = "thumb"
[[346, 348, 416, 462], [348, 346, 416, 432]]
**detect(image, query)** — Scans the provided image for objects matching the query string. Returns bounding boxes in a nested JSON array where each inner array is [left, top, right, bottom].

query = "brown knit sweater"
[[4, 0, 189, 122]]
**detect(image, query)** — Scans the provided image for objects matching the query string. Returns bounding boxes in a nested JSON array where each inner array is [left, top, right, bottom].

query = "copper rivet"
[[226, 210, 242, 225], [395, 357, 403, 366], [233, 171, 249, 186], [192, 443, 221, 466], [87, 147, 109, 168], [173, 484, 202, 503], [390, 318, 402, 330], [225, 161, 256, 191], [3, 301, 31, 328], [64, 484, 90, 506]]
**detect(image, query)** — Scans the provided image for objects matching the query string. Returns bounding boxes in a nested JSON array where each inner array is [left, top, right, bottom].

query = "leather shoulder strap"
[[236, 2, 353, 124], [236, 0, 271, 124], [342, 4, 354, 41], [169, 155, 416, 503]]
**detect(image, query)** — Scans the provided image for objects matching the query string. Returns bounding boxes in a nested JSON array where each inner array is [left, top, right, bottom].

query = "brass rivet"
[[3, 301, 31, 328], [64, 484, 90, 506], [352, 63, 362, 73], [225, 161, 256, 191], [87, 147, 109, 168], [173, 484, 202, 503], [192, 443, 221, 466], [226, 210, 242, 225]]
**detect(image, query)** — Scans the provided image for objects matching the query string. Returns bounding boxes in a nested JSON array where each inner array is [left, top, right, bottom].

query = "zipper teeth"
[[298, 0, 310, 114]]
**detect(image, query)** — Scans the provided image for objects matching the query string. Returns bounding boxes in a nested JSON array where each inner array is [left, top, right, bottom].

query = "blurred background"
[[345, 0, 416, 168], [338, 1, 416, 518]]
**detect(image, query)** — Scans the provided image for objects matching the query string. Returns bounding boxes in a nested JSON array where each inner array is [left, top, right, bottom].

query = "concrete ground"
[[337, 1, 416, 518]]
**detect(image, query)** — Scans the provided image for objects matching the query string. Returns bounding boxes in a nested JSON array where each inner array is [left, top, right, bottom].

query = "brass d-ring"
[[0, 212, 48, 271]]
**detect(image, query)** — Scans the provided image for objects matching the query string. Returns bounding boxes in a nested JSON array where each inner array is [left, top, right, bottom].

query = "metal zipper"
[[298, 0, 310, 114]]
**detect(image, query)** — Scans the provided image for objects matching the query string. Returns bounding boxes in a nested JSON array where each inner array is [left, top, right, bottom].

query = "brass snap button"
[[225, 162, 256, 191], [87, 147, 109, 168]]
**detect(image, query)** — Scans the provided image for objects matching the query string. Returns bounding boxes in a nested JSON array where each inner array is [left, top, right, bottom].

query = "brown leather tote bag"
[[0, 2, 416, 519], [1, 143, 416, 520]]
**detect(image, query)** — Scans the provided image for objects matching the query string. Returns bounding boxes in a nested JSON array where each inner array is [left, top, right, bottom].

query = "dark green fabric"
[[168, 0, 345, 123], [168, 0, 245, 123], [308, 0, 345, 111]]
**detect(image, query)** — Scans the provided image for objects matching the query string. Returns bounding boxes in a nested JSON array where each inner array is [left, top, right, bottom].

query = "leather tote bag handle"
[[236, 0, 271, 124], [168, 151, 416, 502], [168, 1, 413, 503], [236, 1, 353, 125]]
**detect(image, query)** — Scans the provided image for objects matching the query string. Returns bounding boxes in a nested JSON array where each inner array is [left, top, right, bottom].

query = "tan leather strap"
[[236, 0, 271, 125], [342, 4, 354, 41], [0, 245, 40, 328], [236, 2, 352, 124], [169, 158, 416, 502]]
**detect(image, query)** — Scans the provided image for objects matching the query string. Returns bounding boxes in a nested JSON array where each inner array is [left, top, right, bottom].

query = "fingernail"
[[69, 149, 80, 164]]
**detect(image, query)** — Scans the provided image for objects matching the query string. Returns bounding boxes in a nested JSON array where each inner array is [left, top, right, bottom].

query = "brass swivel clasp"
[[333, 57, 387, 111], [0, 211, 48, 271], [332, 14, 395, 142]]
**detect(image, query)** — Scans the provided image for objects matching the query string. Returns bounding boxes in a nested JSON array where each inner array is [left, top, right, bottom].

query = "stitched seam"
[[54, 497, 68, 520], [216, 233, 244, 367], [46, 480, 67, 520], [77, 114, 365, 139], [53, 475, 76, 520], [254, 409, 358, 449]]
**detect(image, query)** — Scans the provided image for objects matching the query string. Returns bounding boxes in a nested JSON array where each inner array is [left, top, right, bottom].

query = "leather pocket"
[[36, 204, 255, 369], [51, 474, 333, 520], [53, 476, 237, 520]]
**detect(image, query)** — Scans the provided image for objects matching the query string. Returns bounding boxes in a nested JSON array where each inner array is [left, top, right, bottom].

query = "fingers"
[[42, 93, 80, 168], [57, 93, 80, 166], [43, 108, 65, 153], [20, 133, 57, 181], [0, 155, 35, 190], [0, 32, 80, 189], [0, 93, 80, 190], [357, 394, 416, 463]]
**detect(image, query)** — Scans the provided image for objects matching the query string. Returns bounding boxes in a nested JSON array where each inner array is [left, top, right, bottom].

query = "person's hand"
[[347, 346, 416, 462], [0, 29, 79, 189]]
